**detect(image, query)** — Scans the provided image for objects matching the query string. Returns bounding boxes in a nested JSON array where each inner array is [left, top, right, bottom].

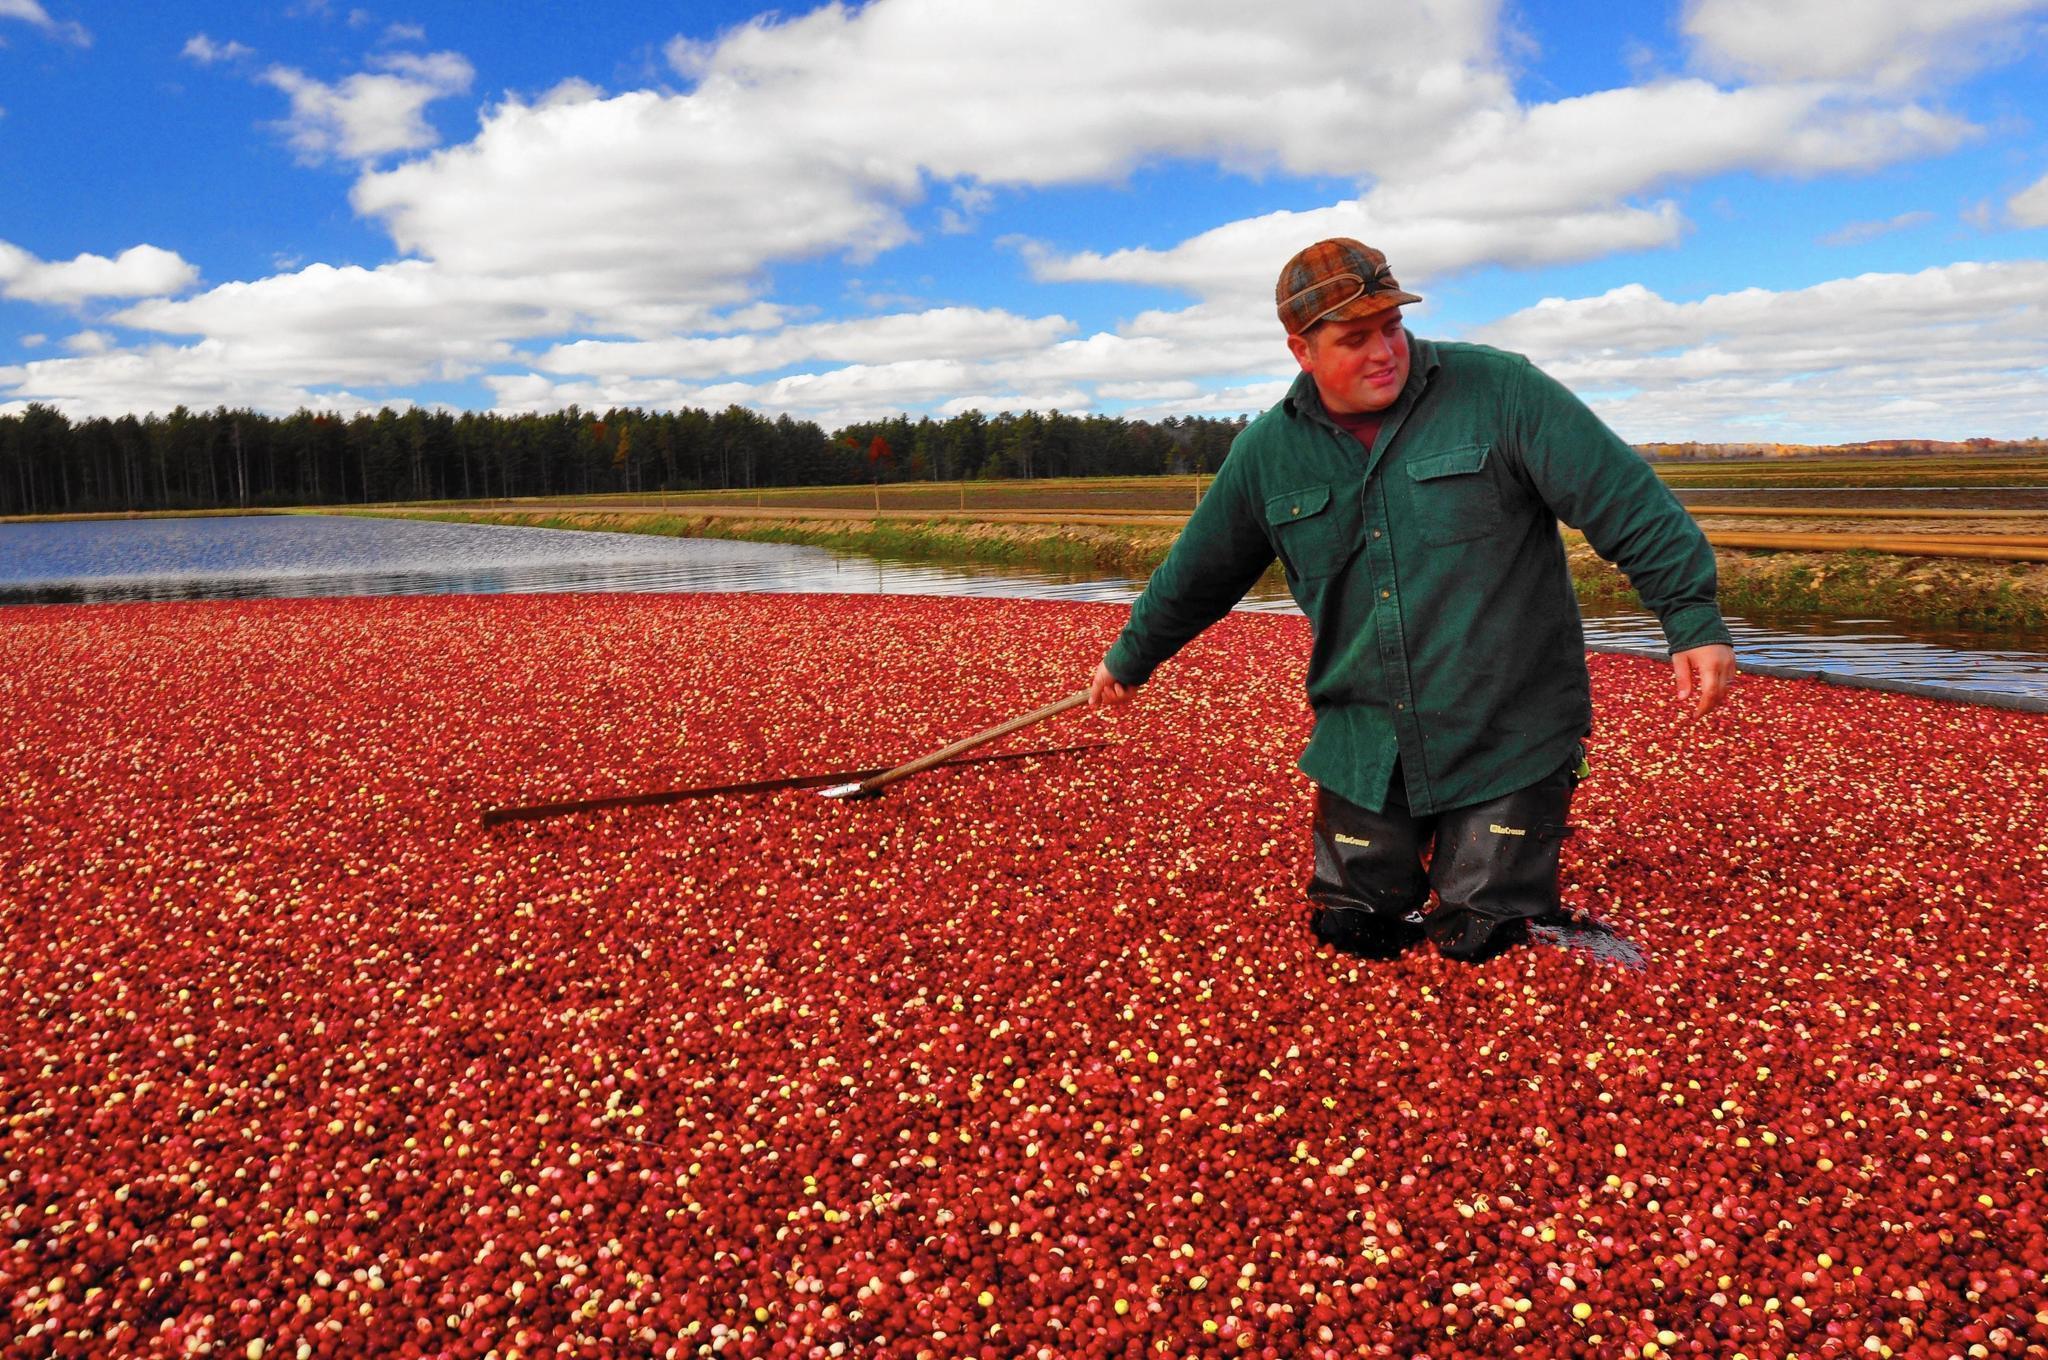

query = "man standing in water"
[[1089, 239, 1735, 964]]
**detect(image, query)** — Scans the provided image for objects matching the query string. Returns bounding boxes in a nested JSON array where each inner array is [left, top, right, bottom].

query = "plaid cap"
[[1275, 238, 1422, 336]]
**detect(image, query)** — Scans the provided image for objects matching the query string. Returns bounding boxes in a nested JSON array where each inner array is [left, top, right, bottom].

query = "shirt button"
[[1397, 703, 1406, 710], [1291, 504, 1300, 514], [1380, 590, 1390, 599], [1374, 530, 1383, 538]]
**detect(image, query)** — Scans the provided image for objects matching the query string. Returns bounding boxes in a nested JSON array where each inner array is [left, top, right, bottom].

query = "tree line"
[[0, 403, 1249, 517]]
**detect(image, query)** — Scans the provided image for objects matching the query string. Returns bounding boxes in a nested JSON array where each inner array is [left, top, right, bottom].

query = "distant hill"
[[1635, 439, 2048, 461]]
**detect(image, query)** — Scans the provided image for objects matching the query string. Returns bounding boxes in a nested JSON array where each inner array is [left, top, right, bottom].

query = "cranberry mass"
[[5, 594, 2046, 1359]]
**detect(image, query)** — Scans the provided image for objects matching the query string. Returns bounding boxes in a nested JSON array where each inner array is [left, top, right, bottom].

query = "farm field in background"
[[1646, 452, 2048, 487], [362, 448, 2048, 538], [369, 450, 2048, 521], [5, 593, 2045, 1358]]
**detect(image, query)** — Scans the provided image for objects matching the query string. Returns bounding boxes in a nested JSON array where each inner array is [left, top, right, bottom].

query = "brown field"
[[1646, 450, 2048, 485]]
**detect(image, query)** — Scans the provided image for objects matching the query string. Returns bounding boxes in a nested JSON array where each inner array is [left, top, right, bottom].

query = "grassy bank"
[[1569, 541, 2048, 633], [368, 507, 2048, 632]]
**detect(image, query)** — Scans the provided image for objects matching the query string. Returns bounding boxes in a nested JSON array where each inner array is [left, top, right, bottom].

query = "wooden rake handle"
[[828, 689, 1092, 800]]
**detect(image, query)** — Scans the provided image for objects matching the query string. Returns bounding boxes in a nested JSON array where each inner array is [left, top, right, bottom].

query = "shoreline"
[[358, 507, 2048, 633]]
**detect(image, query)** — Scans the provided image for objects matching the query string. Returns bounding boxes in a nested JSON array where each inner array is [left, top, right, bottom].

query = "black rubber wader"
[[1308, 758, 1579, 962]]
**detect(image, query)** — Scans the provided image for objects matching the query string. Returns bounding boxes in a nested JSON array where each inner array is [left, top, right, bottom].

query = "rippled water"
[[1576, 609, 2048, 704], [0, 515, 1166, 608], [3, 514, 2043, 703]]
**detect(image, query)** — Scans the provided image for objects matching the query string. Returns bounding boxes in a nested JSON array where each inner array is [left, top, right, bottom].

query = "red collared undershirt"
[[1329, 408, 1386, 453]]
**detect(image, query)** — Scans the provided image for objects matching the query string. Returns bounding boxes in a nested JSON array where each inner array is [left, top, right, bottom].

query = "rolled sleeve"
[[1660, 601, 1735, 655]]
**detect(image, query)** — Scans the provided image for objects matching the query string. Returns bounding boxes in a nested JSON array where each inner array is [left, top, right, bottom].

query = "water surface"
[[0, 514, 1169, 608]]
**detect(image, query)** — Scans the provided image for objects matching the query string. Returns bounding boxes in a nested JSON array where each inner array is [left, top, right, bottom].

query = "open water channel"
[[2, 513, 2044, 707]]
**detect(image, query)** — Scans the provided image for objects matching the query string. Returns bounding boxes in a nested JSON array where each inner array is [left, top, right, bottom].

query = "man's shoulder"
[[1231, 387, 1312, 454], [1423, 337, 1535, 383], [1240, 399, 1290, 434]]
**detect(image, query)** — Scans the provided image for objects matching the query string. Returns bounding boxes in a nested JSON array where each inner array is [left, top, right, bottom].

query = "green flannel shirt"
[[1104, 335, 1732, 815]]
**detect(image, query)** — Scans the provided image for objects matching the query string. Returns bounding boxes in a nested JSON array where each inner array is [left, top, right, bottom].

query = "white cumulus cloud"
[[182, 33, 254, 64], [2010, 171, 2048, 228], [1818, 211, 1937, 246], [0, 0, 88, 46], [0, 240, 200, 305], [1033, 79, 1972, 302], [537, 308, 1076, 380], [1034, 202, 1685, 303], [0, 341, 398, 419], [1472, 261, 2048, 441], [110, 261, 544, 387], [262, 49, 474, 164], [663, 0, 1509, 185], [1683, 0, 2048, 88], [349, 86, 916, 330]]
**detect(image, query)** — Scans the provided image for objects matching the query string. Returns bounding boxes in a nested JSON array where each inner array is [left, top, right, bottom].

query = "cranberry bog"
[[5, 594, 2046, 1359]]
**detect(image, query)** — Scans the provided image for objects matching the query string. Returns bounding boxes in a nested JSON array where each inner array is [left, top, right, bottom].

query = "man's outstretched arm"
[[1091, 447, 1275, 705], [1506, 359, 1738, 718]]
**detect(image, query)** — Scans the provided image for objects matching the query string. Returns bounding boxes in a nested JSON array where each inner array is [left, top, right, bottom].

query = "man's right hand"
[[1089, 662, 1135, 707], [1671, 643, 1736, 720]]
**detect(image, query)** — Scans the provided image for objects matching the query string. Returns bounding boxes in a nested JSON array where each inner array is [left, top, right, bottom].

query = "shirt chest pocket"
[[1264, 483, 1356, 581], [1405, 443, 1504, 546]]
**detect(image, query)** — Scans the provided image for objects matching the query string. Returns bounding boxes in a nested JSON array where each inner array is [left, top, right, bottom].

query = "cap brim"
[[1320, 290, 1422, 327]]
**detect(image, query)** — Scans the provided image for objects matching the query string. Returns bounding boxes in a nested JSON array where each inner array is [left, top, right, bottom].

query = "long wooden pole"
[[484, 739, 1102, 827], [823, 690, 1093, 800]]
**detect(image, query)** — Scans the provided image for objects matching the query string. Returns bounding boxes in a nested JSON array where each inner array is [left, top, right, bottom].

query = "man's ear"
[[1286, 331, 1314, 373]]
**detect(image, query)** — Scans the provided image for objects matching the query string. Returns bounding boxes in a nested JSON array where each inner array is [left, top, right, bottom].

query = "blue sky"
[[2, 0, 2046, 441]]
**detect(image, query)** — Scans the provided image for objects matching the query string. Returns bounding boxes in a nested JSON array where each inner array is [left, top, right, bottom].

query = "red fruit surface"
[[4, 592, 2046, 1359]]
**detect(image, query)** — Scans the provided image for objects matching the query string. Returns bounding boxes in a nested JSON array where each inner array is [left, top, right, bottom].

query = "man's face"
[[1287, 307, 1410, 415]]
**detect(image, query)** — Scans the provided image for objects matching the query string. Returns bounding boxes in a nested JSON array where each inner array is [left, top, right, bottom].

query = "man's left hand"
[[1671, 643, 1736, 719]]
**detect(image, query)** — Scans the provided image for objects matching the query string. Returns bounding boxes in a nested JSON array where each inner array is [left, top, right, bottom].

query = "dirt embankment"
[[377, 508, 2048, 631]]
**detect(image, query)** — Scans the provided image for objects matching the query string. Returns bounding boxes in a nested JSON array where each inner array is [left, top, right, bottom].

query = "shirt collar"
[[1283, 332, 1439, 430]]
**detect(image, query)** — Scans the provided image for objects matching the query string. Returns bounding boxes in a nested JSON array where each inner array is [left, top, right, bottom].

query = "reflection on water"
[[3, 514, 2044, 703], [0, 515, 1162, 607], [1578, 607, 2048, 704], [0, 514, 838, 600]]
